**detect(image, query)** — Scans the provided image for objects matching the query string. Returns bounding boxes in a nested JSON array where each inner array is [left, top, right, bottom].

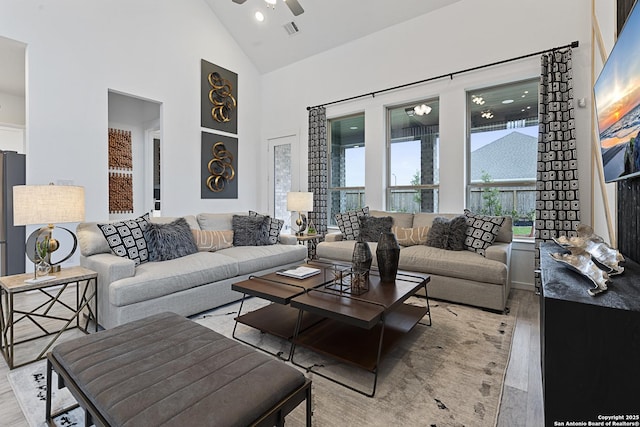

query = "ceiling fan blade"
[[232, 0, 247, 4], [284, 0, 304, 16]]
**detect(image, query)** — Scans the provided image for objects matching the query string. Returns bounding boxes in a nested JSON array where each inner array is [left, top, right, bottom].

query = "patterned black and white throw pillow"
[[335, 206, 370, 240], [463, 209, 506, 256], [249, 211, 284, 245], [98, 213, 151, 265]]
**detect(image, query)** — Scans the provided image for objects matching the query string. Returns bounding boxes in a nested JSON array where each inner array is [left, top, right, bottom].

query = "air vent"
[[283, 21, 300, 36]]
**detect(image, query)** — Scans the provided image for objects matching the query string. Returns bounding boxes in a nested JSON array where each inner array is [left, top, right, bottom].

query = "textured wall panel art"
[[108, 128, 134, 214], [108, 128, 133, 170], [109, 172, 134, 214], [201, 59, 238, 134], [201, 132, 237, 199]]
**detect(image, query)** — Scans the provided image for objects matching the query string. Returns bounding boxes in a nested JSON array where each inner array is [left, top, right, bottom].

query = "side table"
[[0, 266, 98, 369], [295, 233, 322, 260]]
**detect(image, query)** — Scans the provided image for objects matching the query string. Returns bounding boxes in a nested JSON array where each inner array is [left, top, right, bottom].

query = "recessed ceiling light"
[[350, 126, 358, 130], [502, 99, 514, 104], [524, 91, 529, 94], [255, 11, 264, 21]]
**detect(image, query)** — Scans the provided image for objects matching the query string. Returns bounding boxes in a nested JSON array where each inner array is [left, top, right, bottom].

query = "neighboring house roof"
[[470, 131, 537, 181]]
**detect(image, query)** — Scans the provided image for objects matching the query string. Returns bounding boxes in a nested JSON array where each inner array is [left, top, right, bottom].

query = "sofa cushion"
[[335, 206, 370, 240], [370, 210, 414, 229], [217, 244, 308, 275], [358, 216, 393, 242], [425, 216, 467, 251], [196, 213, 237, 231], [109, 252, 240, 307], [150, 215, 200, 229], [249, 211, 284, 244], [399, 244, 508, 285], [192, 229, 234, 252], [315, 240, 379, 266], [232, 215, 270, 246], [392, 225, 430, 246], [77, 222, 113, 256], [98, 213, 151, 266], [144, 217, 198, 261], [463, 209, 506, 256]]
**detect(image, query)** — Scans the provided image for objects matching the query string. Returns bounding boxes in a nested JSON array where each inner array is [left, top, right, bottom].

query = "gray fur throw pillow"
[[232, 215, 270, 246], [144, 217, 198, 261], [425, 215, 468, 251], [358, 216, 393, 242]]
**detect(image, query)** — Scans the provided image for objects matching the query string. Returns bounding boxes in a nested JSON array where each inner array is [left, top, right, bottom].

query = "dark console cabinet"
[[539, 242, 640, 426]]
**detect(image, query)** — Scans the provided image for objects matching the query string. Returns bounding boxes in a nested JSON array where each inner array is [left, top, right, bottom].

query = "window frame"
[[385, 99, 440, 214], [465, 78, 539, 239], [327, 113, 366, 226]]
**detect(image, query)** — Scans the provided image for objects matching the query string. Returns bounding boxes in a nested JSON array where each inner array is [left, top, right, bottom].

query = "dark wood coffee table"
[[232, 262, 431, 396], [289, 270, 430, 397], [231, 262, 335, 360]]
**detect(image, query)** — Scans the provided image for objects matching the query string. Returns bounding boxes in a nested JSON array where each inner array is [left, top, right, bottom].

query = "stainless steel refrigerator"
[[0, 150, 26, 276]]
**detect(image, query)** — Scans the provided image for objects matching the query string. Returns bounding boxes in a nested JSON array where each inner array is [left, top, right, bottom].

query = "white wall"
[[260, 0, 592, 289], [0, 0, 262, 224], [0, 92, 25, 126]]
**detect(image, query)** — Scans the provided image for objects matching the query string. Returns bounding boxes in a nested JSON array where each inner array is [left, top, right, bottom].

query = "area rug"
[[9, 296, 516, 427]]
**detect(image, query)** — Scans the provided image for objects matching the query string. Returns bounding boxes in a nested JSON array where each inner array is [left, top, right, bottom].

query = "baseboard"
[[511, 281, 535, 292]]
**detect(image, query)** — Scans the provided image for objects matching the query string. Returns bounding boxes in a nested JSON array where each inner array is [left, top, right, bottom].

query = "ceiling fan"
[[232, 0, 304, 17]]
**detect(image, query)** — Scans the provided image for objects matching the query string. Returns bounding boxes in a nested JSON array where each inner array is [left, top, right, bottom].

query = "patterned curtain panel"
[[534, 48, 580, 290], [308, 107, 328, 241]]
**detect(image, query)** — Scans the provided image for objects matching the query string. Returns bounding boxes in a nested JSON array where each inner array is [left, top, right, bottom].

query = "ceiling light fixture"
[[265, 0, 276, 9], [472, 95, 485, 105], [255, 11, 265, 21], [481, 110, 494, 119], [502, 99, 514, 104], [413, 104, 432, 116]]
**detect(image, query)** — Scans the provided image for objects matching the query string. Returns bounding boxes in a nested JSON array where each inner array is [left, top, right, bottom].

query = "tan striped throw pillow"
[[192, 229, 234, 252], [392, 225, 430, 246]]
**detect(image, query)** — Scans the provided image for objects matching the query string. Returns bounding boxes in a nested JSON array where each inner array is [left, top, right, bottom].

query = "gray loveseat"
[[316, 210, 512, 312], [77, 213, 307, 329]]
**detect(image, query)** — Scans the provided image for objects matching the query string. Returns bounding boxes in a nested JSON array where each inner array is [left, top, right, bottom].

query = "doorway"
[[268, 133, 299, 232]]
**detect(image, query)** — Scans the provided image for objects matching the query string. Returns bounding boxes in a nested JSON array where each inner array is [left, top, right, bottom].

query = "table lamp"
[[287, 192, 313, 236], [13, 184, 86, 274]]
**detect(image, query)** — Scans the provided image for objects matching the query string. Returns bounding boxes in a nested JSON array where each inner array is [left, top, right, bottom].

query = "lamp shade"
[[13, 185, 86, 226], [287, 191, 313, 212]]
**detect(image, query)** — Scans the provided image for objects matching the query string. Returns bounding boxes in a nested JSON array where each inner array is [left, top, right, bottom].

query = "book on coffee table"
[[277, 266, 321, 279]]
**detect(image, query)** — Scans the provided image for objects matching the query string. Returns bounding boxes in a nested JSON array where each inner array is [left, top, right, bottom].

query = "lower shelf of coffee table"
[[293, 303, 428, 372], [235, 302, 324, 339]]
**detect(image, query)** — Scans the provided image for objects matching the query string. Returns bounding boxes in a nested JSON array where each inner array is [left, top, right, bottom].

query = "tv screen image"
[[594, 0, 640, 183]]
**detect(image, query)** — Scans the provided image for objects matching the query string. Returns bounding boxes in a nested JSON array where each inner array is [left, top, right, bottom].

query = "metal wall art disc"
[[201, 132, 238, 199], [201, 59, 238, 134]]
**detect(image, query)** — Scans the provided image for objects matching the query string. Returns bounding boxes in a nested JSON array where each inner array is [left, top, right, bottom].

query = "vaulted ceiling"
[[204, 0, 462, 73]]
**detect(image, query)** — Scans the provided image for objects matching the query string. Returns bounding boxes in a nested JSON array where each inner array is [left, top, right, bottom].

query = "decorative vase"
[[36, 259, 51, 277], [376, 231, 401, 283], [352, 238, 372, 274]]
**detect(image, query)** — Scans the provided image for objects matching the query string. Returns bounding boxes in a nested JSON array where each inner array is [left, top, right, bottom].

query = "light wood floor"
[[0, 288, 543, 426]]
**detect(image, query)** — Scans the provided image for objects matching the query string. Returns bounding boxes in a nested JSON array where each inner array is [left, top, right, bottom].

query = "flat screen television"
[[594, 0, 640, 183]]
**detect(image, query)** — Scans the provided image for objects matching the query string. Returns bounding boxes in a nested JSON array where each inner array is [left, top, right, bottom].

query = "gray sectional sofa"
[[77, 213, 307, 329], [316, 210, 513, 312]]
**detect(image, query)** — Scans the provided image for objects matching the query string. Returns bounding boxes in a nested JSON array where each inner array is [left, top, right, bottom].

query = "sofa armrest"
[[80, 253, 136, 285], [485, 242, 511, 266], [324, 232, 343, 242], [279, 235, 298, 245]]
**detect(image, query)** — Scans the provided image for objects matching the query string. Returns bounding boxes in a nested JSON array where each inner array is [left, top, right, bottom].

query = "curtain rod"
[[306, 40, 579, 110]]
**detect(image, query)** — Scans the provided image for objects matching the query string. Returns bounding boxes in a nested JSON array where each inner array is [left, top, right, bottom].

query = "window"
[[467, 79, 538, 238], [328, 114, 365, 226], [387, 99, 439, 213]]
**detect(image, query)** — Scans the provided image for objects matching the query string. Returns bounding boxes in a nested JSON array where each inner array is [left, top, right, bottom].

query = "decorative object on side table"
[[550, 224, 624, 296], [287, 191, 313, 236], [12, 183, 85, 276], [376, 231, 400, 283]]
